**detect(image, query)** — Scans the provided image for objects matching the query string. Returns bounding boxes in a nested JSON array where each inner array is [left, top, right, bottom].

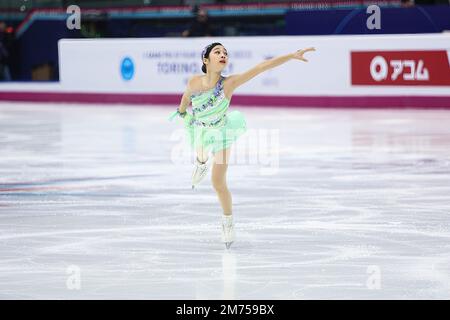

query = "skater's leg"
[[196, 145, 209, 164], [211, 147, 232, 215]]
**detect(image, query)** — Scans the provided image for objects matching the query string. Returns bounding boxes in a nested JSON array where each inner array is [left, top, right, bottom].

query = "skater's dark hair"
[[201, 42, 224, 73]]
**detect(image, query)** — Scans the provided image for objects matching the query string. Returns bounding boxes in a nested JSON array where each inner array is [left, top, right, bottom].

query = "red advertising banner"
[[351, 50, 450, 86]]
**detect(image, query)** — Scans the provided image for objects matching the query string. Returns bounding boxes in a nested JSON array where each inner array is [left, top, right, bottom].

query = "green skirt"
[[184, 110, 247, 154]]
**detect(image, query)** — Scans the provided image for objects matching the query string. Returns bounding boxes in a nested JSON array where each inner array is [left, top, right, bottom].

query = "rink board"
[[1, 34, 449, 107]]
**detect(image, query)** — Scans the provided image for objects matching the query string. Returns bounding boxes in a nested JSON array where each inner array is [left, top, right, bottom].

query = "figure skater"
[[169, 42, 315, 249]]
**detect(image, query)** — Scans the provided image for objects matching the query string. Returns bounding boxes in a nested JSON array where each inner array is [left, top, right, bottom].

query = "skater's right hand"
[[168, 108, 187, 121], [291, 47, 316, 62]]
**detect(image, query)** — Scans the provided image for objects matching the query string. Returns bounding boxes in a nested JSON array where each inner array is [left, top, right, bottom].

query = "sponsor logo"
[[351, 50, 450, 86], [120, 57, 134, 81]]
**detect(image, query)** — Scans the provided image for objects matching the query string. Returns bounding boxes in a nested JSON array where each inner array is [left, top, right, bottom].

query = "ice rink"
[[1, 102, 449, 299]]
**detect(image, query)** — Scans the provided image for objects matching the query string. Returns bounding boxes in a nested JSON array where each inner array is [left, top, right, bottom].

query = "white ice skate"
[[221, 215, 235, 249], [191, 155, 212, 189]]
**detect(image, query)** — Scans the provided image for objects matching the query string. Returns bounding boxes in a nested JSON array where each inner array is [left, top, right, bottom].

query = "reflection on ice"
[[222, 251, 237, 300]]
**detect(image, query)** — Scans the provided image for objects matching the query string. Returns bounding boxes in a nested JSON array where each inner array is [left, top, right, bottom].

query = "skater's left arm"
[[168, 76, 196, 121], [226, 47, 316, 92]]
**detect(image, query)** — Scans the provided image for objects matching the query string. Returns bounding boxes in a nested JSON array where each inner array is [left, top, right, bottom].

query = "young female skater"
[[169, 42, 315, 249]]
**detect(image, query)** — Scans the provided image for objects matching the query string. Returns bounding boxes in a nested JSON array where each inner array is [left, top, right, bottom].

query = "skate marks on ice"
[[0, 103, 450, 298]]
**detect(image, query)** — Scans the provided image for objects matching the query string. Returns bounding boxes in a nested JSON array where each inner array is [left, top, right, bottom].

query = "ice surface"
[[0, 102, 449, 299]]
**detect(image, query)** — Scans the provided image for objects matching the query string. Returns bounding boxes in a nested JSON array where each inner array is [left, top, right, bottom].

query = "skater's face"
[[204, 45, 228, 73]]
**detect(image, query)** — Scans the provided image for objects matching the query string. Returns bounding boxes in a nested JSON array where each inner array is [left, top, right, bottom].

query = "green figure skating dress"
[[169, 75, 247, 154]]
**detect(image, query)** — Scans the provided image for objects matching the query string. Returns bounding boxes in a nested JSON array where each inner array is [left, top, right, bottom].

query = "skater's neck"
[[203, 72, 221, 87]]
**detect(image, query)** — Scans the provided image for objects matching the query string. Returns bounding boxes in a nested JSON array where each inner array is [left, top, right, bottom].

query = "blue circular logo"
[[120, 57, 134, 81]]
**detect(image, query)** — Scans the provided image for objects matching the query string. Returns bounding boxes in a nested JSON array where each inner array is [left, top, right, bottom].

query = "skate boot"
[[221, 214, 235, 249], [191, 155, 211, 189]]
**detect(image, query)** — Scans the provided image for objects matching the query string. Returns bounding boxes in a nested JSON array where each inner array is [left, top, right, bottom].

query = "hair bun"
[[201, 64, 207, 73]]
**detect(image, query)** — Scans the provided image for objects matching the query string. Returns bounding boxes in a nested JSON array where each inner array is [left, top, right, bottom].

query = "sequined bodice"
[[189, 75, 230, 127]]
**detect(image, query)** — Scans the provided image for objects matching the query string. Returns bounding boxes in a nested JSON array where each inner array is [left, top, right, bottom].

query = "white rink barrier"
[[1, 34, 449, 107]]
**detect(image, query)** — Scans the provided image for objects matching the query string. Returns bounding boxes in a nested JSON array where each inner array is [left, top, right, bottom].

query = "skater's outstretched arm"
[[226, 47, 316, 92]]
